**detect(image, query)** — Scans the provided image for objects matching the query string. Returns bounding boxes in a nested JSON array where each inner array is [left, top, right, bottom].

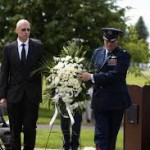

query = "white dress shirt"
[[17, 38, 29, 60]]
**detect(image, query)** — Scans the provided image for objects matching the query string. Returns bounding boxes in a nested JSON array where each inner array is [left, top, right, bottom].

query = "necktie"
[[107, 52, 111, 57], [104, 51, 111, 61], [21, 44, 26, 65]]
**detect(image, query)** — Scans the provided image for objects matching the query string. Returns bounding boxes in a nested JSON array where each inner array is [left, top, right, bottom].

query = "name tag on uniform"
[[107, 55, 117, 66]]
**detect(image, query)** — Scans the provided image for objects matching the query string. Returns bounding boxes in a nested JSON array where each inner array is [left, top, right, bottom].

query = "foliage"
[[1, 0, 149, 83], [135, 16, 149, 41], [123, 26, 150, 63], [40, 0, 126, 58], [35, 128, 123, 149], [128, 67, 150, 86], [0, 0, 126, 60]]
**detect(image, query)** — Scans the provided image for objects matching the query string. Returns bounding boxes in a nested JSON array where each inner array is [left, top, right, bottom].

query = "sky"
[[117, 0, 150, 43]]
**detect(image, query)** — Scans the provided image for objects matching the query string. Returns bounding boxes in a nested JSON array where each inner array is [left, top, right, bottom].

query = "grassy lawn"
[[35, 70, 150, 149], [127, 74, 148, 87], [36, 129, 94, 149], [35, 128, 123, 149]]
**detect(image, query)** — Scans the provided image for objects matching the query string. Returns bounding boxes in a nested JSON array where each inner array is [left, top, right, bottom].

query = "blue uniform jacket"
[[91, 46, 132, 111]]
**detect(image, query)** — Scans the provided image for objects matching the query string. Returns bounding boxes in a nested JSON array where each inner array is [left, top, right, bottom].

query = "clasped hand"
[[76, 72, 91, 82]]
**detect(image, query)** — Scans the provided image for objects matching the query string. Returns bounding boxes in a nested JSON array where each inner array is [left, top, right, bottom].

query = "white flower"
[[45, 42, 88, 117], [47, 56, 85, 102], [52, 94, 59, 103], [70, 102, 79, 110], [62, 97, 73, 103], [65, 55, 72, 61], [44, 41, 89, 128], [53, 56, 60, 62], [54, 77, 60, 86], [75, 57, 85, 63]]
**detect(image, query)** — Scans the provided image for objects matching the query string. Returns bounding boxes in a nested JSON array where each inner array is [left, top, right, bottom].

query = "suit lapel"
[[26, 39, 33, 66], [96, 47, 107, 70], [94, 48, 105, 67], [99, 53, 112, 71], [13, 41, 21, 65]]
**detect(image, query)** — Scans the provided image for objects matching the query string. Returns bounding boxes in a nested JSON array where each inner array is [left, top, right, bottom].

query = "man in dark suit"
[[78, 28, 132, 150], [0, 19, 44, 150]]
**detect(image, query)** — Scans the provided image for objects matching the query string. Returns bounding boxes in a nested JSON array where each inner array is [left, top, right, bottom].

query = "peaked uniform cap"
[[101, 27, 123, 41]]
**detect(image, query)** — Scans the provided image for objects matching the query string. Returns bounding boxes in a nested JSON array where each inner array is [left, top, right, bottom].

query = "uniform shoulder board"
[[119, 46, 127, 53], [95, 47, 103, 52]]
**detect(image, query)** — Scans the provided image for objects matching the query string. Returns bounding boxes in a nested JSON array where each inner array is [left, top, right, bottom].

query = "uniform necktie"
[[21, 43, 26, 65], [104, 51, 111, 61], [107, 51, 111, 57]]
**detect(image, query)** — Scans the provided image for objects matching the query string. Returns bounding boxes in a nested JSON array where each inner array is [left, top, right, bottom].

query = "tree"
[[135, 16, 149, 41], [123, 26, 150, 64], [0, 0, 127, 60]]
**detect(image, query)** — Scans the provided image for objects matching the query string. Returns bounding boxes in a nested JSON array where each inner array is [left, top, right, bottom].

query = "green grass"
[[35, 128, 123, 149], [127, 70, 150, 86], [36, 129, 94, 149], [116, 130, 123, 150], [36, 129, 63, 148], [127, 74, 148, 87], [37, 107, 51, 124]]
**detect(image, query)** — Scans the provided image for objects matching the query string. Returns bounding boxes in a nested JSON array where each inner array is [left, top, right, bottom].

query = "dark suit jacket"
[[0, 38, 44, 103], [91, 46, 132, 111]]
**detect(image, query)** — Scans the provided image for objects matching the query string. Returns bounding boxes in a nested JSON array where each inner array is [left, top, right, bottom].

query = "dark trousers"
[[60, 112, 82, 150], [7, 94, 39, 150], [94, 110, 124, 150]]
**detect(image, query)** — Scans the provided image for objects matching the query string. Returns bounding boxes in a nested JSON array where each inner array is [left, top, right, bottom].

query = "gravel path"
[[37, 123, 95, 130]]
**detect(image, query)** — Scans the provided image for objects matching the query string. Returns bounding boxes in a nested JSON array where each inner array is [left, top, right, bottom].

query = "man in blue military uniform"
[[78, 28, 132, 150]]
